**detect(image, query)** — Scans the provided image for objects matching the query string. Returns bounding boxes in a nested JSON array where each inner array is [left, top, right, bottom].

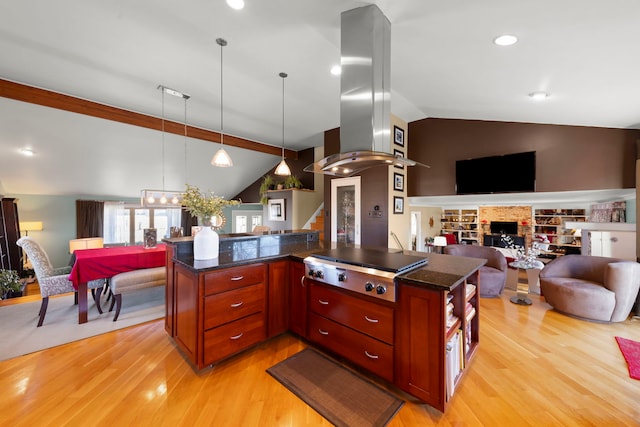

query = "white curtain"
[[103, 201, 126, 244]]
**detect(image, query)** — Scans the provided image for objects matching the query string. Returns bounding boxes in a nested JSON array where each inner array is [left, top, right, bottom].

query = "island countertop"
[[165, 229, 484, 292], [398, 251, 486, 291]]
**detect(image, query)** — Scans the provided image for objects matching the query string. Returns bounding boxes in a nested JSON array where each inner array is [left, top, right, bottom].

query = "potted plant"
[[284, 175, 303, 189], [181, 184, 240, 260], [259, 175, 275, 205], [0, 269, 23, 299]]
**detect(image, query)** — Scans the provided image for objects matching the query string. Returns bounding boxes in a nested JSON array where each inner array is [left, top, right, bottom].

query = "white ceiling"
[[1, 0, 639, 199]]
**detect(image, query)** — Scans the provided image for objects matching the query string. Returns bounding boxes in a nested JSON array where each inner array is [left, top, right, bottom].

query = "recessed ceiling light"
[[529, 91, 550, 100], [226, 0, 244, 10], [330, 65, 341, 76], [493, 34, 518, 46], [20, 148, 35, 156]]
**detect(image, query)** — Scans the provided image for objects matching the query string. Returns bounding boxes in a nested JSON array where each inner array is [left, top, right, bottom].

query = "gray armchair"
[[443, 244, 508, 297], [16, 237, 106, 326], [539, 255, 640, 322]]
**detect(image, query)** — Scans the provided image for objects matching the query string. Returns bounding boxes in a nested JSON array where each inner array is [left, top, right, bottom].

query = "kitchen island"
[[163, 234, 484, 412]]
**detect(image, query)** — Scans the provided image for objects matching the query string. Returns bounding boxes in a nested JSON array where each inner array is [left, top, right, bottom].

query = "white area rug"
[[0, 286, 164, 361]]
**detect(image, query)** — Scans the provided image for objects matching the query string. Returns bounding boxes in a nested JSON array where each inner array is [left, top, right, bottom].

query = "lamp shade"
[[19, 221, 43, 232], [69, 237, 104, 253], [433, 236, 448, 247]]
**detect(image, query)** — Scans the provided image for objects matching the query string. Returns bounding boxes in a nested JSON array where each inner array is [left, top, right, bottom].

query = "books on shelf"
[[445, 329, 465, 400], [465, 284, 476, 300]]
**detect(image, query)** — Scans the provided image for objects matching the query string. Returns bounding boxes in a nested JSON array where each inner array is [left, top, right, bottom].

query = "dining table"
[[68, 244, 167, 324]]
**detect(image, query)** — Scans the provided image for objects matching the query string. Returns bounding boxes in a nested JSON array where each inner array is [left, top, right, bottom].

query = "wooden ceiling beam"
[[0, 78, 298, 160]]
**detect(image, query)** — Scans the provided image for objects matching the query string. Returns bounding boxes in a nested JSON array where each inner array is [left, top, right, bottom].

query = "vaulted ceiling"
[[1, 0, 639, 199]]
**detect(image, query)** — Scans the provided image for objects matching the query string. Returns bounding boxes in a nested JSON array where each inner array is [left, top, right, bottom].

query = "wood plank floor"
[[1, 289, 639, 426]]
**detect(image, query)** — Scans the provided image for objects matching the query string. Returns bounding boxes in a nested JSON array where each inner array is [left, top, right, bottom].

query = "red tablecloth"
[[68, 244, 166, 288]]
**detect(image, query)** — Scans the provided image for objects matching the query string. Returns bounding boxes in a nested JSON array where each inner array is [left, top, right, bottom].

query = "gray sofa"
[[443, 244, 507, 297], [539, 255, 640, 322]]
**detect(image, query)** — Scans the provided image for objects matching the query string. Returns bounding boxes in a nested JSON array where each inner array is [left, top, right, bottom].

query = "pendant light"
[[211, 37, 234, 167], [274, 72, 291, 176], [141, 85, 190, 207]]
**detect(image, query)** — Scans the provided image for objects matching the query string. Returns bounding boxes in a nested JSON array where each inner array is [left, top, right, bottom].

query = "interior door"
[[331, 176, 361, 245]]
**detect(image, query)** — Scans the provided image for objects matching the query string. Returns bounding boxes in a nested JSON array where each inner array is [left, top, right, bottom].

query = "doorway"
[[331, 177, 361, 245]]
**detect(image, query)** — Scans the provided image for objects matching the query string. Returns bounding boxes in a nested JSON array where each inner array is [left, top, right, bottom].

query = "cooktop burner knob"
[[338, 273, 346, 282], [315, 270, 324, 279], [307, 269, 315, 278], [376, 285, 386, 295], [365, 282, 374, 292]]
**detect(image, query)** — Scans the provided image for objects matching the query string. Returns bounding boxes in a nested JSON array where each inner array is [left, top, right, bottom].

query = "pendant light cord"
[[161, 88, 166, 192], [280, 72, 287, 158], [184, 96, 188, 185], [217, 38, 227, 146]]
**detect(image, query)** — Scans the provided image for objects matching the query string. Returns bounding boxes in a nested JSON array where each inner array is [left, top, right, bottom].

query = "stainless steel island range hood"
[[304, 4, 428, 177]]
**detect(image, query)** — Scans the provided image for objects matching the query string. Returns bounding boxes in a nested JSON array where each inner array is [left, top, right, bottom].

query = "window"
[[232, 210, 263, 233], [104, 202, 181, 245]]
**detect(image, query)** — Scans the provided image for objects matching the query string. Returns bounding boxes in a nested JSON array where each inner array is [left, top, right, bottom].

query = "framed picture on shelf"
[[394, 126, 404, 147], [393, 196, 404, 214], [393, 172, 404, 192], [393, 149, 404, 169], [268, 199, 285, 221]]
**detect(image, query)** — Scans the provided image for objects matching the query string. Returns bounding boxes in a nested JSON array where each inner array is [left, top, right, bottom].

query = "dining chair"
[[16, 236, 107, 326]]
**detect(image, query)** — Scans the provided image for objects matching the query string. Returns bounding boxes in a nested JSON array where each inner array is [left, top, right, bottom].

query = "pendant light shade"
[[212, 37, 234, 167], [274, 72, 291, 176]]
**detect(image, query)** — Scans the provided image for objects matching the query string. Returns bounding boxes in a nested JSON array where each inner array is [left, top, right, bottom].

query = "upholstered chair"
[[539, 255, 640, 322], [443, 244, 508, 297], [16, 237, 106, 326]]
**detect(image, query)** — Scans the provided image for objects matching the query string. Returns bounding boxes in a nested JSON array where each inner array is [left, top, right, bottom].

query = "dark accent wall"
[[407, 118, 639, 197], [233, 147, 316, 203], [322, 127, 388, 248]]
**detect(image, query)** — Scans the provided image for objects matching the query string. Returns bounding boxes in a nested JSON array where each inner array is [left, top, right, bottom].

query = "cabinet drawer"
[[204, 263, 266, 295], [204, 283, 265, 330], [309, 283, 394, 344], [203, 312, 265, 366], [308, 313, 394, 382]]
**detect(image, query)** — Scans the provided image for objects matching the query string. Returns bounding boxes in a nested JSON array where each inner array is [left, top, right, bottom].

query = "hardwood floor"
[[1, 289, 639, 426]]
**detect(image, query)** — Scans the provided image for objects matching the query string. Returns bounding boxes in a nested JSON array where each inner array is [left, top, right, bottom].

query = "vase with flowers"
[[181, 184, 240, 260]]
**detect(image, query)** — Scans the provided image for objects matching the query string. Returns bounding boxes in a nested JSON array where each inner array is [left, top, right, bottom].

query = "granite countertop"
[[398, 251, 486, 290], [169, 233, 485, 291], [173, 240, 323, 272]]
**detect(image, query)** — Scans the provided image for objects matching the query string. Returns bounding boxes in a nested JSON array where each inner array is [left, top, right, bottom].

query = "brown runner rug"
[[267, 348, 404, 427]]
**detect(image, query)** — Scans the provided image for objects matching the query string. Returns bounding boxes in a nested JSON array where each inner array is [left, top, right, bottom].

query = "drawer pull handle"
[[230, 302, 243, 308], [318, 299, 329, 305], [300, 276, 306, 287], [230, 333, 244, 340], [364, 350, 379, 359], [318, 329, 329, 335], [364, 316, 379, 323], [230, 276, 244, 281]]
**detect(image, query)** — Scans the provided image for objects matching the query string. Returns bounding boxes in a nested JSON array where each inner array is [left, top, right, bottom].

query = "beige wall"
[[388, 115, 410, 249]]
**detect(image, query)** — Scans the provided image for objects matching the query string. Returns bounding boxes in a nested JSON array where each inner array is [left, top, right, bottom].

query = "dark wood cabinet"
[[288, 260, 307, 338], [267, 260, 289, 337], [0, 198, 22, 274], [307, 281, 395, 382], [395, 278, 478, 412], [171, 262, 267, 369]]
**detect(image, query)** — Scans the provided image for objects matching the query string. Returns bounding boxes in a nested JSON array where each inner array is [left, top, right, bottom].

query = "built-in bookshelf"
[[534, 209, 586, 251], [441, 209, 479, 244]]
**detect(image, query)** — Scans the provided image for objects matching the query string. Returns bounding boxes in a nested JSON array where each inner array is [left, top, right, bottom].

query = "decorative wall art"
[[269, 199, 286, 221], [394, 126, 404, 147], [394, 173, 404, 192], [393, 196, 404, 214]]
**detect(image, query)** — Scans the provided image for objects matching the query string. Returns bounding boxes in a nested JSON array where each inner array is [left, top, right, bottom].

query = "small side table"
[[508, 260, 545, 305]]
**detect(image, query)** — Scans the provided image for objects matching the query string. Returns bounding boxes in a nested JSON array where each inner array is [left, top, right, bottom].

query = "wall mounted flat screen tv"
[[455, 151, 536, 195], [490, 221, 518, 235]]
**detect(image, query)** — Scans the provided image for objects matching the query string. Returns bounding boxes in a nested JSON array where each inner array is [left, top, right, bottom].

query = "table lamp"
[[433, 236, 448, 254], [19, 221, 43, 236], [69, 237, 104, 253]]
